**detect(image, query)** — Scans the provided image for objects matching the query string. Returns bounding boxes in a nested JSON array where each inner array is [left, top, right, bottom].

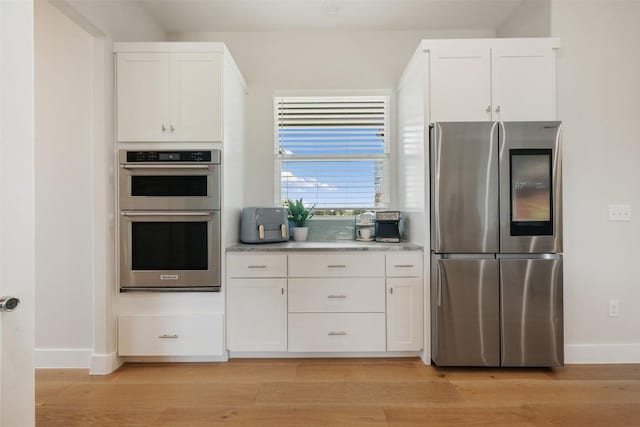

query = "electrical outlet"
[[608, 204, 632, 222], [608, 299, 620, 317]]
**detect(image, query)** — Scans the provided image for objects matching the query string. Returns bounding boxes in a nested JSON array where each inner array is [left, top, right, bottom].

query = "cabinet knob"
[[170, 125, 175, 132], [390, 287, 394, 294], [161, 125, 166, 132], [485, 105, 491, 113], [495, 105, 501, 113]]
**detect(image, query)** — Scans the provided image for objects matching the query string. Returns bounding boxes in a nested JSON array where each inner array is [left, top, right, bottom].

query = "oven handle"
[[121, 164, 212, 170], [121, 211, 213, 217]]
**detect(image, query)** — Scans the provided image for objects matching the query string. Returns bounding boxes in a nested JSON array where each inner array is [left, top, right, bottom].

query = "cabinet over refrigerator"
[[430, 122, 563, 367]]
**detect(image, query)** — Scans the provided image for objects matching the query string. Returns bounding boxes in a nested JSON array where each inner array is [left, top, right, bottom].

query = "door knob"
[[0, 296, 20, 312]]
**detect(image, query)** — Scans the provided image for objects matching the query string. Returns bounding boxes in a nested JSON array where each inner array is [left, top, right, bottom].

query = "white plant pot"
[[292, 227, 309, 242]]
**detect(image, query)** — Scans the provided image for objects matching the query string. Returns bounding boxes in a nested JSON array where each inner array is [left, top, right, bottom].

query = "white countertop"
[[227, 241, 423, 252]]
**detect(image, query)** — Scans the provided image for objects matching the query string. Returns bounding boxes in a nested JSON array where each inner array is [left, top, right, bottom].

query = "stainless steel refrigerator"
[[430, 122, 563, 367]]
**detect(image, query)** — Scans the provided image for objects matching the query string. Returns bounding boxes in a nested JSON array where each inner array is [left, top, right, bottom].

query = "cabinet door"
[[227, 278, 287, 352], [117, 52, 169, 142], [492, 47, 556, 121], [430, 47, 492, 122], [168, 52, 222, 142], [386, 277, 423, 351]]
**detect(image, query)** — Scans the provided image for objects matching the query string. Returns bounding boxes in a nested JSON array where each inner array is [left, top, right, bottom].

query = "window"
[[275, 96, 389, 213]]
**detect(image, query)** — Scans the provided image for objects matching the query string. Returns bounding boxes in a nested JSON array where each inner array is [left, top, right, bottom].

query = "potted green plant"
[[286, 198, 315, 241]]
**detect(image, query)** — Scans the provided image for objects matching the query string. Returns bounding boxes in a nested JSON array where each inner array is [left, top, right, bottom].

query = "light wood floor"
[[36, 358, 640, 426]]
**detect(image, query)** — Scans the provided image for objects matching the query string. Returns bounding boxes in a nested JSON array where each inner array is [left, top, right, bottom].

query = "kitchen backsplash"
[[305, 217, 355, 241]]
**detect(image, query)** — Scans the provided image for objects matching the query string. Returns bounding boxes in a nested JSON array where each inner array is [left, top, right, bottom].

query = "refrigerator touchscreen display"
[[510, 149, 553, 236]]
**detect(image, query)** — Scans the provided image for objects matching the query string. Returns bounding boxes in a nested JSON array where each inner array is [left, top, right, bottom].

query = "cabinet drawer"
[[288, 278, 385, 313], [227, 254, 287, 278], [288, 313, 385, 352], [386, 252, 423, 277], [288, 253, 385, 277], [118, 313, 223, 356]]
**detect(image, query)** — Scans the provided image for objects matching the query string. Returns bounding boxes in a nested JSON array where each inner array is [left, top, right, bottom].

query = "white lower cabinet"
[[386, 277, 424, 351], [288, 278, 385, 313], [288, 313, 386, 352], [118, 313, 224, 356], [226, 250, 424, 355], [227, 278, 287, 351]]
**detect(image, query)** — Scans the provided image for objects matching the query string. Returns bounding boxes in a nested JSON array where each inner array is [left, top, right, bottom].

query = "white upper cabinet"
[[430, 47, 492, 122], [117, 53, 170, 142], [169, 52, 222, 142], [422, 39, 559, 123], [491, 46, 555, 121], [116, 49, 223, 142]]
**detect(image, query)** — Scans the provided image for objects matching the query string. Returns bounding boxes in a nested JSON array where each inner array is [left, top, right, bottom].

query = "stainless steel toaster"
[[240, 207, 289, 243]]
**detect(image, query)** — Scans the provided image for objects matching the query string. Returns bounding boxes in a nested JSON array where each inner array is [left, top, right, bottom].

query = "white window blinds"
[[275, 96, 389, 209]]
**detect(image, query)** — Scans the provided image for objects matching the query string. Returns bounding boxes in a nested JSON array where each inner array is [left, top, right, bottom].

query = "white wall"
[[36, 0, 166, 371], [170, 29, 495, 207], [57, 0, 166, 41], [551, 0, 640, 362], [34, 0, 94, 367], [497, 0, 551, 38]]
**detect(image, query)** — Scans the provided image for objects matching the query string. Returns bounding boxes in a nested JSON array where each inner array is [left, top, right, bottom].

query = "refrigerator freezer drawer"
[[432, 256, 500, 366], [500, 256, 564, 367]]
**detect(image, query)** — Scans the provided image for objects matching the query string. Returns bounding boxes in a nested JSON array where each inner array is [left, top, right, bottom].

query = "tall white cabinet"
[[114, 43, 247, 361], [396, 37, 560, 363]]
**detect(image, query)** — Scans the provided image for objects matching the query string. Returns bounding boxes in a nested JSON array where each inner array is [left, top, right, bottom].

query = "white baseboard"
[[35, 348, 92, 368], [228, 351, 421, 359], [122, 355, 228, 363], [565, 343, 640, 364], [90, 352, 123, 375]]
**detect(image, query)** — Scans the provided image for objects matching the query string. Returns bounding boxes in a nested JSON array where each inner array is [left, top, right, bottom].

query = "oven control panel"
[[125, 151, 218, 163]]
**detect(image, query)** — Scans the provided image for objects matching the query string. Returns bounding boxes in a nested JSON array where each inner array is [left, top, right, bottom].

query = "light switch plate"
[[608, 204, 632, 222]]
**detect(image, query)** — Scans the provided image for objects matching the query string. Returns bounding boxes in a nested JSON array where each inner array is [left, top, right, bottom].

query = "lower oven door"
[[120, 211, 220, 291]]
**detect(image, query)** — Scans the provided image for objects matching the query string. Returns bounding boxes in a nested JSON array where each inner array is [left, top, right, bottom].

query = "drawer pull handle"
[[394, 264, 414, 268], [328, 331, 347, 336], [327, 295, 347, 299], [159, 334, 179, 339], [327, 265, 347, 268], [248, 265, 267, 269]]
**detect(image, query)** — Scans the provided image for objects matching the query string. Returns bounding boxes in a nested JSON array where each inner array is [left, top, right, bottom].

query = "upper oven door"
[[120, 211, 221, 291], [499, 122, 562, 253], [119, 163, 220, 211]]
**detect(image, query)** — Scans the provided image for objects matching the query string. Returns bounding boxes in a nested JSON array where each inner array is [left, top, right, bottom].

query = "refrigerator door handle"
[[437, 264, 442, 307], [432, 123, 442, 250], [497, 253, 561, 260], [498, 121, 506, 157]]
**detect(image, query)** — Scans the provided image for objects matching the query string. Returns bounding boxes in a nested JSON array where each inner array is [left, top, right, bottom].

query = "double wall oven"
[[119, 150, 221, 292]]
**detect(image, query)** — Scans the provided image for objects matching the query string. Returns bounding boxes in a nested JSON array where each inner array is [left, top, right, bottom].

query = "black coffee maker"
[[375, 211, 402, 243]]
